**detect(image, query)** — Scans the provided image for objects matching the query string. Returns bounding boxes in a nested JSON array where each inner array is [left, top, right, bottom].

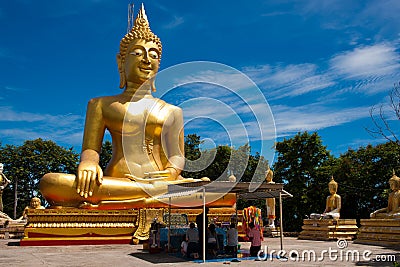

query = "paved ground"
[[0, 237, 399, 267]]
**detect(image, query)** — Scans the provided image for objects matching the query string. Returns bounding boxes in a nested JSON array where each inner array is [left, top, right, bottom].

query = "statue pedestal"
[[263, 226, 281, 237], [298, 219, 358, 241], [355, 219, 400, 247], [20, 209, 138, 246], [171, 207, 238, 223], [0, 220, 25, 239]]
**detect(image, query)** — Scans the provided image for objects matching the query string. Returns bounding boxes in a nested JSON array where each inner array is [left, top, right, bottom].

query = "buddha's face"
[[389, 180, 400, 191], [329, 184, 337, 194], [124, 39, 160, 84], [265, 172, 272, 183], [30, 198, 41, 208]]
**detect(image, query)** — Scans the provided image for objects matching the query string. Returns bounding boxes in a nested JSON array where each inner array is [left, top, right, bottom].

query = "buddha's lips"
[[139, 67, 152, 73]]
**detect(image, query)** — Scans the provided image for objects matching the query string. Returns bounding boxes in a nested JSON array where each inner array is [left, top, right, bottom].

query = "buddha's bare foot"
[[79, 202, 99, 209]]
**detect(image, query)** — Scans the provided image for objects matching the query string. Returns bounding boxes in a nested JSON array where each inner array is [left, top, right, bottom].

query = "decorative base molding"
[[355, 219, 400, 247], [20, 209, 138, 246], [298, 219, 358, 241]]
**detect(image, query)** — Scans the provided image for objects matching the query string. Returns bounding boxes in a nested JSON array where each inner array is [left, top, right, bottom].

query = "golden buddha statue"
[[370, 170, 400, 219], [39, 5, 234, 209], [265, 166, 276, 228], [20, 197, 45, 220], [310, 177, 341, 219]]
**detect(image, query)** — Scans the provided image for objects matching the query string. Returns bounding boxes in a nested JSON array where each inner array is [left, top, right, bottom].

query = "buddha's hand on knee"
[[77, 161, 103, 198]]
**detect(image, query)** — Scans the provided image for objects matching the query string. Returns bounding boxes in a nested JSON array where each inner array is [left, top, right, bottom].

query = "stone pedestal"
[[355, 219, 400, 247], [0, 220, 25, 239], [298, 219, 358, 241], [263, 226, 281, 237], [20, 209, 138, 246]]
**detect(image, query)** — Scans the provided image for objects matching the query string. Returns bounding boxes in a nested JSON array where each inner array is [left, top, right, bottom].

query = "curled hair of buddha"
[[119, 4, 162, 66]]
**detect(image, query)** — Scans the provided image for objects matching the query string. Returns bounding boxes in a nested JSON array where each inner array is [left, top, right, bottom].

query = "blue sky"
[[0, 0, 399, 164]]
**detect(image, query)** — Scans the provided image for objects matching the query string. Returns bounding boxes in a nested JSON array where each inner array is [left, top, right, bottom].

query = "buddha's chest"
[[328, 196, 337, 207], [103, 99, 168, 135]]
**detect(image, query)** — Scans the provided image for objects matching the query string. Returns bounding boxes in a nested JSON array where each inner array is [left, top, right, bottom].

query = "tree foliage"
[[332, 142, 400, 220], [0, 139, 78, 218], [99, 140, 112, 170], [182, 134, 269, 184], [273, 132, 333, 231]]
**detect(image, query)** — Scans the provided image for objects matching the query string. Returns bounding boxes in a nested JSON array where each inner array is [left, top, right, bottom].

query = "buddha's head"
[[265, 167, 273, 183], [117, 4, 162, 90], [389, 170, 400, 191], [328, 176, 338, 194], [30, 197, 42, 209]]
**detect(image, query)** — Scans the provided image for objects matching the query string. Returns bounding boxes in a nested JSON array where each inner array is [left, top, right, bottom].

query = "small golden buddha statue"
[[20, 197, 45, 220], [310, 177, 341, 219], [265, 166, 276, 227], [370, 170, 400, 219], [39, 5, 234, 209]]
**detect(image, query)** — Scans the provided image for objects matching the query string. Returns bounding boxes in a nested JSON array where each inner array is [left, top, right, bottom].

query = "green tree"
[[0, 139, 78, 218], [99, 140, 112, 170], [333, 141, 400, 220], [273, 131, 333, 231]]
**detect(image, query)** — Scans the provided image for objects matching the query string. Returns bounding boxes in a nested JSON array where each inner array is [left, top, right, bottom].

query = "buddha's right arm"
[[77, 98, 106, 198]]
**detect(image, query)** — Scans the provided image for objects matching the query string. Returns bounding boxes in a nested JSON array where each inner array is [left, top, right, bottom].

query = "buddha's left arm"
[[335, 195, 341, 212], [163, 107, 185, 180], [390, 193, 400, 213]]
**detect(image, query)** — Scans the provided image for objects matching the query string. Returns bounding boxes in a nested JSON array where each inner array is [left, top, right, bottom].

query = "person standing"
[[186, 222, 199, 258], [247, 222, 262, 257], [195, 207, 209, 257], [207, 223, 219, 257], [226, 223, 238, 256]]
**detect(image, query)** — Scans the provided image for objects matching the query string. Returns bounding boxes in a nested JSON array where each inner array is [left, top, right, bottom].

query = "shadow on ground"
[[129, 252, 188, 264]]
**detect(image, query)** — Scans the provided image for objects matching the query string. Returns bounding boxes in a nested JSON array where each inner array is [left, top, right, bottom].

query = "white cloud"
[[330, 43, 400, 78], [272, 104, 370, 137], [163, 16, 184, 29], [0, 107, 84, 146], [163, 43, 400, 146]]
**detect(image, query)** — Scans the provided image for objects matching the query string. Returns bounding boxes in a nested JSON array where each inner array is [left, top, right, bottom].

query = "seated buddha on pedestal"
[[310, 177, 341, 220], [39, 5, 234, 210], [370, 170, 400, 219]]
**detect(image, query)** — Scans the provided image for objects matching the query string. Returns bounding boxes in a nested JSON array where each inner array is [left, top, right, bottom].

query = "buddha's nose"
[[142, 53, 150, 64]]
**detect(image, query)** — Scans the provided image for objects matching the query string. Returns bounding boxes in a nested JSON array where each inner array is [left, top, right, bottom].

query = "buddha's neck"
[[123, 81, 153, 99]]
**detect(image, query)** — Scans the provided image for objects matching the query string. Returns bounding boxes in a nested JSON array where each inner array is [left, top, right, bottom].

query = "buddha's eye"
[[149, 51, 159, 59], [130, 48, 143, 57]]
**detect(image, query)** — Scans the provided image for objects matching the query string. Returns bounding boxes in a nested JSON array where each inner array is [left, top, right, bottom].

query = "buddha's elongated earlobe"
[[117, 54, 126, 89], [151, 78, 156, 92]]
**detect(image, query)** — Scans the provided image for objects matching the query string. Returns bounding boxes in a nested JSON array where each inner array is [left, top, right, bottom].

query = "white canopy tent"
[[156, 181, 292, 263]]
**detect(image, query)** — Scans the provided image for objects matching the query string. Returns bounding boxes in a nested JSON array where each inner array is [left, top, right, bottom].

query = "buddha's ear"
[[151, 78, 156, 92], [117, 54, 126, 89]]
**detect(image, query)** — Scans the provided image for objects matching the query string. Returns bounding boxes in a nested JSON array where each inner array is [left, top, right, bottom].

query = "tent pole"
[[168, 197, 171, 252], [279, 191, 283, 251], [203, 187, 206, 263]]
